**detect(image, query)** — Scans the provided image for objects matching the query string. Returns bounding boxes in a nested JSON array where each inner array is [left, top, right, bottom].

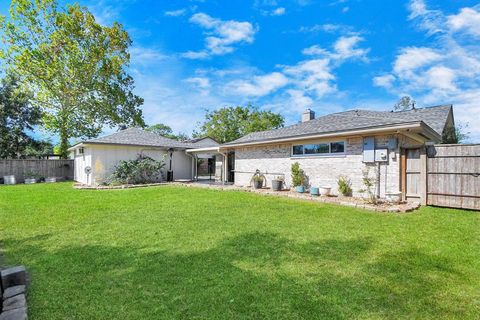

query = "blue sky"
[[1, 0, 480, 142]]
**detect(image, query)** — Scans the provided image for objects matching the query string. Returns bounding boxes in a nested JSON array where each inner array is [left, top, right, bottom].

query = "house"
[[68, 128, 217, 185], [186, 104, 454, 203], [70, 105, 454, 204]]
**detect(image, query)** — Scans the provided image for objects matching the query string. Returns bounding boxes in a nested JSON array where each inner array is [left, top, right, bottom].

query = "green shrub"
[[337, 175, 352, 196], [291, 162, 305, 187], [108, 154, 165, 185]]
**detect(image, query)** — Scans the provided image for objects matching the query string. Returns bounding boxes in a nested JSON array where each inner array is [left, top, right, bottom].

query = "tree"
[[393, 96, 415, 111], [0, 75, 42, 158], [194, 105, 284, 143], [0, 0, 144, 158], [146, 123, 189, 141], [442, 123, 470, 144]]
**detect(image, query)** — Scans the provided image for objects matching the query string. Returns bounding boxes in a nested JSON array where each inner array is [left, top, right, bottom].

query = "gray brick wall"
[[234, 134, 407, 198]]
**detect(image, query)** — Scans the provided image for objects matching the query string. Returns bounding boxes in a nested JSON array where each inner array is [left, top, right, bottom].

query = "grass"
[[0, 182, 479, 319]]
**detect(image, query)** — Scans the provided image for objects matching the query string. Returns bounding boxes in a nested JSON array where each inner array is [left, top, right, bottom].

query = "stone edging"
[[1, 266, 28, 320]]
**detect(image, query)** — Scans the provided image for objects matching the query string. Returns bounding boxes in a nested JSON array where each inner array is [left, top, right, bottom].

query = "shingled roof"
[[225, 105, 452, 145], [82, 128, 197, 149]]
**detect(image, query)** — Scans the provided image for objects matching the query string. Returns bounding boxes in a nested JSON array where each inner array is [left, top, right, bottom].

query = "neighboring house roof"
[[184, 137, 220, 147], [225, 105, 452, 145], [72, 128, 197, 150]]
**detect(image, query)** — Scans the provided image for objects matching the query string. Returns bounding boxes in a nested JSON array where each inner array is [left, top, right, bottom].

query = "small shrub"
[[359, 167, 378, 204], [337, 175, 352, 196], [291, 162, 305, 187], [108, 154, 166, 185]]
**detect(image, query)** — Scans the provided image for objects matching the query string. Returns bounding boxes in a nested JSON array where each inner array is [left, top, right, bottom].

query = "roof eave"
[[221, 122, 427, 148]]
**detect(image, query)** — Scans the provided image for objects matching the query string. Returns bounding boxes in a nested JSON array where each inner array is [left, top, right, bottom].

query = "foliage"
[[442, 123, 470, 144], [23, 140, 54, 158], [250, 169, 266, 186], [291, 162, 305, 187], [194, 105, 284, 143], [109, 154, 165, 185], [147, 123, 189, 141], [337, 175, 352, 196], [393, 96, 415, 111], [0, 74, 42, 158], [273, 175, 285, 182], [0, 183, 478, 319], [0, 0, 144, 158], [359, 167, 378, 204]]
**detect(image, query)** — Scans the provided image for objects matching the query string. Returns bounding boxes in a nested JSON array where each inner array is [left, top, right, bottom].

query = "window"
[[78, 147, 85, 155], [292, 141, 345, 156]]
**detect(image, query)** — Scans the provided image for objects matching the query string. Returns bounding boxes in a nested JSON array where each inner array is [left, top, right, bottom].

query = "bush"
[[291, 162, 305, 187], [109, 154, 166, 185], [337, 175, 352, 196]]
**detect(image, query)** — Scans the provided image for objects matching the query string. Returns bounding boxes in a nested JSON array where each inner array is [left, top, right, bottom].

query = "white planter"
[[319, 186, 332, 196], [24, 178, 37, 184], [45, 177, 57, 183], [385, 191, 402, 203], [3, 175, 16, 185]]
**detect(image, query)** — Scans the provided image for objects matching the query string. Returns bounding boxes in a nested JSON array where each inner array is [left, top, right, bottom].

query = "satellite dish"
[[85, 166, 92, 174]]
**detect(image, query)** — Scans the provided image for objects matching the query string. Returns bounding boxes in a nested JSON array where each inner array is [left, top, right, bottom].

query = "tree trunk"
[[59, 127, 69, 159]]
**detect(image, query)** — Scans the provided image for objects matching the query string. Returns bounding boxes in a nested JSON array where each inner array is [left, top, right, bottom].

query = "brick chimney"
[[302, 109, 315, 122]]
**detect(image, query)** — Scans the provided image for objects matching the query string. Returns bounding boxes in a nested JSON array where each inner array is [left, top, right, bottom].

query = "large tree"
[[146, 123, 189, 141], [393, 96, 416, 111], [0, 0, 144, 158], [194, 105, 284, 143], [0, 74, 41, 158]]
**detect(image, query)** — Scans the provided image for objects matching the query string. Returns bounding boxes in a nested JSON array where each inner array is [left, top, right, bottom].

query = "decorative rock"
[[3, 286, 25, 301], [0, 307, 27, 320], [1, 267, 27, 290], [2, 294, 26, 312]]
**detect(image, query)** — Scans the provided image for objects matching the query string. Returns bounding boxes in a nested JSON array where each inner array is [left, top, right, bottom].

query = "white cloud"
[[272, 7, 286, 16], [130, 47, 168, 66], [283, 58, 337, 97], [342, 6, 349, 13], [447, 6, 480, 38], [227, 72, 289, 97], [184, 13, 257, 58], [373, 1, 480, 141], [373, 74, 396, 88], [164, 9, 187, 17], [299, 23, 355, 34], [302, 36, 369, 62]]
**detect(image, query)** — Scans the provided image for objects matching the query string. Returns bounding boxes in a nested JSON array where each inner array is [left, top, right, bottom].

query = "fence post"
[[419, 147, 428, 205]]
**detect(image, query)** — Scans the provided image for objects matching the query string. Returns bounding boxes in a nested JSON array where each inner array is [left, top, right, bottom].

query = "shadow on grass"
[[2, 232, 469, 319]]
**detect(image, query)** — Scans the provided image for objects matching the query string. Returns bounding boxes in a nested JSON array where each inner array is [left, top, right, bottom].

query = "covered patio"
[[186, 146, 235, 184]]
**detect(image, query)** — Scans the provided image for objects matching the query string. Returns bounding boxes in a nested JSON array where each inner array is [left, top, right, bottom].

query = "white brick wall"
[[234, 134, 404, 198]]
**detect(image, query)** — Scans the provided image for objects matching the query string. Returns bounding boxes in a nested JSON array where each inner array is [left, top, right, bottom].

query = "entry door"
[[405, 148, 421, 199], [227, 151, 235, 183]]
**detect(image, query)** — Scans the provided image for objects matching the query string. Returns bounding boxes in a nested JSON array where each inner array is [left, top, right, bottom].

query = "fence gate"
[[427, 144, 480, 210], [404, 148, 421, 200]]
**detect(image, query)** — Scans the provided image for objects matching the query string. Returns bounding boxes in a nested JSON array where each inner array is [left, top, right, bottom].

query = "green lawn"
[[0, 183, 478, 319]]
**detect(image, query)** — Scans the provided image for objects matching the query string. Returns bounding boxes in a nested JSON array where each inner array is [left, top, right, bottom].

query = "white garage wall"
[[73, 144, 192, 185]]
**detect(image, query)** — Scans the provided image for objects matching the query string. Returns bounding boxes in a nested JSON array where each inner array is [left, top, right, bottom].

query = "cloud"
[[447, 6, 480, 38], [272, 7, 286, 16], [303, 36, 370, 62], [164, 9, 187, 17], [373, 0, 480, 141], [184, 13, 257, 59], [226, 72, 289, 97], [299, 23, 356, 34]]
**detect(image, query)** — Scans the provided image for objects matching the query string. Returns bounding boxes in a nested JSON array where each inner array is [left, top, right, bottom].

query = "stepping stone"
[[3, 286, 26, 300], [2, 294, 26, 312], [0, 307, 27, 320], [1, 267, 27, 290]]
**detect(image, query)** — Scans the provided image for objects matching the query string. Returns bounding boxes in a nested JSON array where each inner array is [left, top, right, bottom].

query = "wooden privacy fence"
[[426, 144, 480, 210], [0, 159, 74, 183]]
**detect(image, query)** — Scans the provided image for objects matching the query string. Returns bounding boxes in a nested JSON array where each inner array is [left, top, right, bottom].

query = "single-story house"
[[70, 104, 454, 204]]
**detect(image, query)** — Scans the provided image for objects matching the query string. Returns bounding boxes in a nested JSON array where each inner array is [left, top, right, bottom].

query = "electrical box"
[[363, 137, 375, 162], [375, 149, 389, 162]]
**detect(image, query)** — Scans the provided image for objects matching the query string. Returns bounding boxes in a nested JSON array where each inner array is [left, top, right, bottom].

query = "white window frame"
[[291, 140, 346, 157]]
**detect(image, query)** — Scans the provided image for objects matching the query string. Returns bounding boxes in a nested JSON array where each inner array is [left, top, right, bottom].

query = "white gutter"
[[185, 146, 220, 153], [221, 122, 431, 148]]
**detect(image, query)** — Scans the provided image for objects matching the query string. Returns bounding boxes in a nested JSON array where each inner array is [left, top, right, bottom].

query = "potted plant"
[[291, 162, 305, 193], [319, 186, 332, 196], [337, 175, 352, 197], [271, 176, 284, 191], [310, 186, 319, 196], [24, 171, 39, 184], [250, 170, 266, 189]]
